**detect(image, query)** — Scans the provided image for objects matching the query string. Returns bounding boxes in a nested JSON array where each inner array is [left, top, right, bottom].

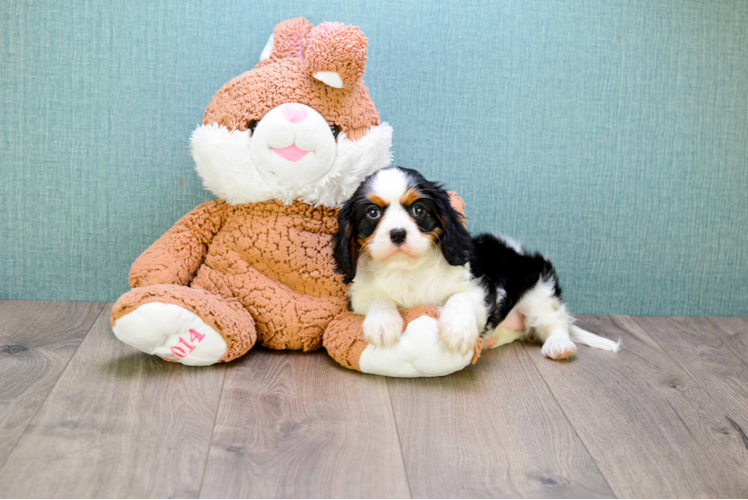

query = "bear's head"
[[191, 18, 392, 207]]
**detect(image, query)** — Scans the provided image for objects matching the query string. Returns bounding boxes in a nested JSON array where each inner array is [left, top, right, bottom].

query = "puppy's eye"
[[248, 120, 259, 134], [411, 203, 425, 217], [366, 207, 381, 219], [329, 124, 340, 140]]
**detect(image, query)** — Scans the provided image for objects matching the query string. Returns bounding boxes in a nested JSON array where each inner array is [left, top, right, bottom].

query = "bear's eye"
[[329, 124, 340, 140], [248, 120, 259, 134]]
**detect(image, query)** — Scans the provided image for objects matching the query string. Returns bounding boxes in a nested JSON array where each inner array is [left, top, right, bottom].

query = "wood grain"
[[707, 317, 748, 337], [709, 317, 748, 352], [0, 300, 104, 469], [387, 341, 614, 498], [0, 304, 226, 498], [528, 315, 748, 498], [199, 348, 411, 499], [632, 316, 748, 449], [3, 302, 748, 498]]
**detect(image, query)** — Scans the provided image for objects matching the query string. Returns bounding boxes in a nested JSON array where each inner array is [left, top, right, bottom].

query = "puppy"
[[333, 166, 484, 354], [333, 166, 620, 359], [470, 233, 620, 358]]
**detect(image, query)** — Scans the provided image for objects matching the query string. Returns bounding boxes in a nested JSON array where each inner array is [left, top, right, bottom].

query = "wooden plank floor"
[[0, 300, 747, 498]]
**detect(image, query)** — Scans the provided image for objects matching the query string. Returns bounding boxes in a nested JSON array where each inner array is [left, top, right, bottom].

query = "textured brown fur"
[[203, 19, 379, 140], [110, 18, 482, 371], [112, 200, 348, 352]]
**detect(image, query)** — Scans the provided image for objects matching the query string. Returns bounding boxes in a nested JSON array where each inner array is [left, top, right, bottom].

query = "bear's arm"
[[129, 200, 228, 288]]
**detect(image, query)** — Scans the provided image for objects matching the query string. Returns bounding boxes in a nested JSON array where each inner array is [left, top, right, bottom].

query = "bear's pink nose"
[[281, 104, 308, 123]]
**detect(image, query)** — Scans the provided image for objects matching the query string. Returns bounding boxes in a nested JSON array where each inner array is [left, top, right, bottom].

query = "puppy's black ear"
[[332, 200, 359, 284], [433, 190, 473, 267]]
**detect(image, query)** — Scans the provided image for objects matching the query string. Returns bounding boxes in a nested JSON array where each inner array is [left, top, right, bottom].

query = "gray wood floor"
[[1, 301, 747, 498]]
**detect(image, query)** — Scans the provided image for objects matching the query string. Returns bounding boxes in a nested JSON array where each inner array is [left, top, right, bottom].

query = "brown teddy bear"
[[111, 18, 484, 377]]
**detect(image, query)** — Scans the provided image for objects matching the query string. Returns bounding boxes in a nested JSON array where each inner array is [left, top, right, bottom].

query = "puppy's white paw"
[[541, 335, 577, 360], [363, 309, 404, 348], [439, 310, 479, 355]]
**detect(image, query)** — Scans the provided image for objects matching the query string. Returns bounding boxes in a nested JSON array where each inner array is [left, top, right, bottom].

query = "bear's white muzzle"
[[250, 103, 337, 187]]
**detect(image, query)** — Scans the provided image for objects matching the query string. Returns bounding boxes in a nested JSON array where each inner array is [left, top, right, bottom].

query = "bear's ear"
[[259, 17, 313, 62], [302, 22, 368, 89]]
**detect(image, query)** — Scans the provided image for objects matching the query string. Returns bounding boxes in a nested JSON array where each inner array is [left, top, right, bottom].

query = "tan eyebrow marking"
[[367, 194, 387, 207], [400, 188, 422, 206]]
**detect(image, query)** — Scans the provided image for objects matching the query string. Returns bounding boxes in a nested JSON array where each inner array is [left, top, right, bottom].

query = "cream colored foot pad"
[[113, 302, 227, 366]]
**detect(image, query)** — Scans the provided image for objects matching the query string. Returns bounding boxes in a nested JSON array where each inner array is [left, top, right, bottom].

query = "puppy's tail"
[[569, 325, 621, 353]]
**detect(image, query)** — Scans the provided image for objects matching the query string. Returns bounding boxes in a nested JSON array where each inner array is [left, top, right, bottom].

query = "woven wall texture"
[[1, 0, 746, 314]]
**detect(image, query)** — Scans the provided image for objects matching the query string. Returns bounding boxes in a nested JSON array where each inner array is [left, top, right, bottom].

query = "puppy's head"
[[333, 166, 472, 284]]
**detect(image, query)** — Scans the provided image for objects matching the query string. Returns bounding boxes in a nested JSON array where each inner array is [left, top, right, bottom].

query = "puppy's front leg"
[[363, 298, 404, 348], [439, 286, 487, 355]]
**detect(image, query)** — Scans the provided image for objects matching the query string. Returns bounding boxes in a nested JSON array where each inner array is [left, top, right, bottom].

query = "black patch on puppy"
[[332, 201, 358, 284], [333, 177, 389, 284], [470, 233, 561, 330], [404, 198, 440, 233]]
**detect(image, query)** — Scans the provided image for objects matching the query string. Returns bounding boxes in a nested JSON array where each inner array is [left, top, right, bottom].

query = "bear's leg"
[[111, 284, 256, 366], [324, 307, 483, 378]]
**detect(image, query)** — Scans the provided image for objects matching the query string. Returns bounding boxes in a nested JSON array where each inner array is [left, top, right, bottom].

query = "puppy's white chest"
[[350, 256, 475, 313], [377, 271, 457, 308]]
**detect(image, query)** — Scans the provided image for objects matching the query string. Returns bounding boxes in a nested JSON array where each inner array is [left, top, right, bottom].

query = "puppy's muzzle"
[[389, 228, 407, 245]]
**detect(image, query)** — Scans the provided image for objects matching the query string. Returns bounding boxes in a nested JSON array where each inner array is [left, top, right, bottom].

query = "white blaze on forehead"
[[371, 167, 410, 205], [364, 167, 434, 262]]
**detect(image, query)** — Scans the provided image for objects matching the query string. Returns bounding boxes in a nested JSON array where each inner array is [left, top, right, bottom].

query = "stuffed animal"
[[111, 18, 486, 377]]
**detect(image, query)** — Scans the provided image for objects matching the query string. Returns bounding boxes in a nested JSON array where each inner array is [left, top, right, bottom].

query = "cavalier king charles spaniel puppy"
[[333, 166, 620, 359]]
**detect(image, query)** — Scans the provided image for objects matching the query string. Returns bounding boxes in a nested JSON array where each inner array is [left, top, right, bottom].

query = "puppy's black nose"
[[390, 228, 407, 245]]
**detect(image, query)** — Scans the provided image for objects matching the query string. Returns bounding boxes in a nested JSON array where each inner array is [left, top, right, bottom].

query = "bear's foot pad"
[[113, 302, 227, 366]]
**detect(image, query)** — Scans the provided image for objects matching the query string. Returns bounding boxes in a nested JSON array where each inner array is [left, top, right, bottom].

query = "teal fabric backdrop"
[[1, 0, 747, 315]]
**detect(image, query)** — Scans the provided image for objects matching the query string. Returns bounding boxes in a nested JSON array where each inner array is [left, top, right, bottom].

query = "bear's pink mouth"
[[271, 145, 310, 162]]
